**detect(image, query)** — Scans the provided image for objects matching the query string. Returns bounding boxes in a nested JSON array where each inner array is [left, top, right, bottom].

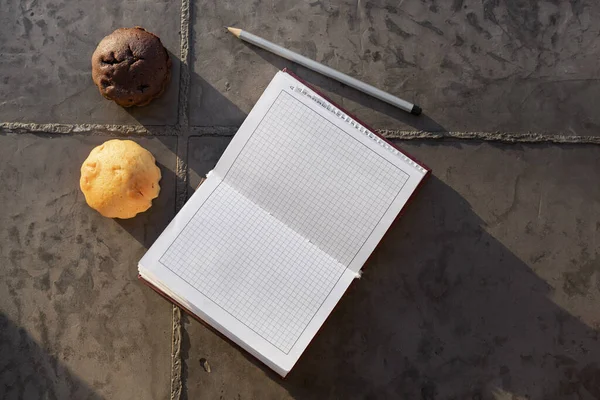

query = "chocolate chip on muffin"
[[91, 27, 171, 107]]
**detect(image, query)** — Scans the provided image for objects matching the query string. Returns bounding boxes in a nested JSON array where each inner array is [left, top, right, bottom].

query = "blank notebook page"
[[139, 71, 428, 375], [159, 182, 345, 353]]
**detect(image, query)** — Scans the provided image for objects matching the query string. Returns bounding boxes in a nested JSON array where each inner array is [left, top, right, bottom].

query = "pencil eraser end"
[[411, 105, 422, 116]]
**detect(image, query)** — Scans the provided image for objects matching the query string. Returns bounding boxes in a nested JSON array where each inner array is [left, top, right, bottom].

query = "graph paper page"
[[139, 174, 357, 375], [214, 71, 427, 272]]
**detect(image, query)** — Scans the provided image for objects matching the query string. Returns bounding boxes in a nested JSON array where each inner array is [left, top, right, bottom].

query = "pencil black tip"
[[411, 105, 422, 116]]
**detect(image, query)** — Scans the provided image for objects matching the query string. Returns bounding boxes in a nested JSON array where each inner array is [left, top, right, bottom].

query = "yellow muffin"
[[80, 140, 161, 219]]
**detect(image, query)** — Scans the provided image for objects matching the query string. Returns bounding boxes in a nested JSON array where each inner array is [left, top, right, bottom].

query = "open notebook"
[[139, 70, 429, 377]]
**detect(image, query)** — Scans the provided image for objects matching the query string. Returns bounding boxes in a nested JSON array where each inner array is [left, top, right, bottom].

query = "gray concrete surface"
[[2, 0, 600, 399], [0, 135, 177, 399], [191, 0, 600, 136], [0, 0, 181, 125], [184, 140, 600, 399]]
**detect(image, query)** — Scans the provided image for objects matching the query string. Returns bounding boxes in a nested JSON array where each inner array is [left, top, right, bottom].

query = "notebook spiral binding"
[[290, 84, 427, 175]]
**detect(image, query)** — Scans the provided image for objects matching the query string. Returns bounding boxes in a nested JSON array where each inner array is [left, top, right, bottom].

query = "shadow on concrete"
[[190, 73, 247, 126], [0, 313, 104, 399], [214, 173, 600, 399], [247, 42, 448, 134]]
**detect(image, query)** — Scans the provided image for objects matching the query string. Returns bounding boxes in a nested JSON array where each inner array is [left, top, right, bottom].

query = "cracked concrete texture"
[[191, 0, 600, 135], [183, 139, 600, 399], [0, 0, 181, 125], [0, 134, 177, 399]]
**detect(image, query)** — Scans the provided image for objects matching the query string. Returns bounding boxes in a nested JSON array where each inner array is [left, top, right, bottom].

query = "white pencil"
[[227, 27, 422, 115]]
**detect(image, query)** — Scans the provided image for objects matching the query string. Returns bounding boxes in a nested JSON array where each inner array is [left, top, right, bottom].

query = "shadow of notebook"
[[139, 71, 429, 376]]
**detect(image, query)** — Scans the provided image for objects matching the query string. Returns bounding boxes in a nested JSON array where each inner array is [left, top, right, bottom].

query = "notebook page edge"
[[283, 268, 356, 370]]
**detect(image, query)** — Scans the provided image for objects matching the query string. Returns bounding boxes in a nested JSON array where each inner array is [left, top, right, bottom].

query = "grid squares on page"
[[224, 91, 410, 266], [159, 183, 346, 353]]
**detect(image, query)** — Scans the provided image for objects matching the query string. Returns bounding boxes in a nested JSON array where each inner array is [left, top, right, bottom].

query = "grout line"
[[0, 122, 179, 136], [189, 126, 239, 136], [175, 137, 190, 211], [378, 130, 600, 145], [170, 305, 183, 400], [169, 134, 188, 400], [171, 0, 191, 397], [3, 121, 600, 145], [177, 0, 191, 129], [189, 126, 600, 145]]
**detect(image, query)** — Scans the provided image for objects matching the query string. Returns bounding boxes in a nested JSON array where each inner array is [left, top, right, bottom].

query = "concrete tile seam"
[[378, 130, 600, 145], [0, 122, 180, 136], [189, 126, 239, 136], [175, 135, 190, 210], [170, 134, 188, 400], [177, 0, 191, 129], [170, 0, 191, 398], [170, 305, 183, 400], [3, 122, 600, 146], [189, 128, 600, 145]]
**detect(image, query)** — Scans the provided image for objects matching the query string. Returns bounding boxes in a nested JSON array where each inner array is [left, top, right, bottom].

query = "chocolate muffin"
[[91, 27, 171, 107]]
